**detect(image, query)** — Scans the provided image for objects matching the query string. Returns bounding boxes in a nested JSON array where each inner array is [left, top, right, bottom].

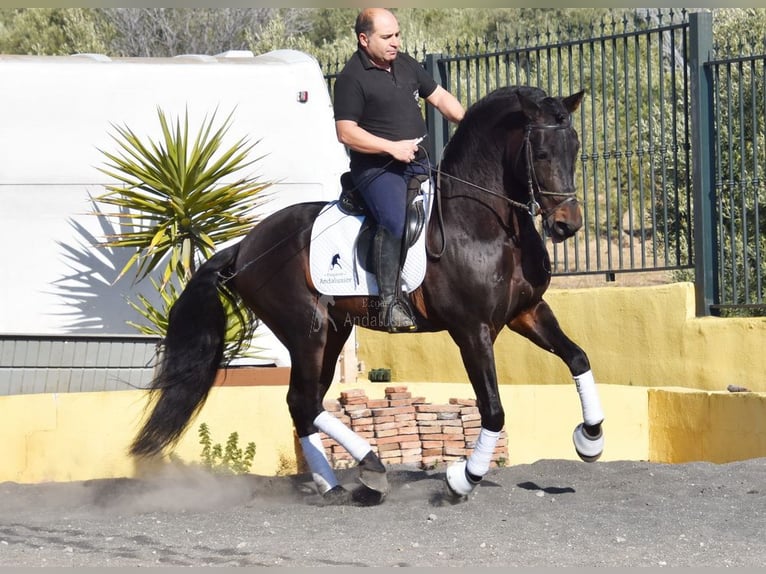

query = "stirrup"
[[385, 299, 417, 333]]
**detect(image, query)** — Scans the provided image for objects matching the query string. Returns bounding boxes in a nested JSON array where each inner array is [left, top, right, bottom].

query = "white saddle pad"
[[309, 185, 432, 297]]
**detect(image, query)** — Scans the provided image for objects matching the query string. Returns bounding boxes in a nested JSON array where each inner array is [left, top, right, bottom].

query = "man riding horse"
[[332, 8, 464, 332]]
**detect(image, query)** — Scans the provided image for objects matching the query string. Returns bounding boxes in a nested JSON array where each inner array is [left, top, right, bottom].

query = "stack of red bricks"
[[319, 385, 508, 470]]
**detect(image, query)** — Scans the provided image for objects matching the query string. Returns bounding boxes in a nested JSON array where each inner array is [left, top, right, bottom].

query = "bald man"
[[333, 8, 464, 332]]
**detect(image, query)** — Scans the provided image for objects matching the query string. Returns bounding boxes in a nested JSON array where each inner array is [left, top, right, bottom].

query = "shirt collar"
[[357, 48, 393, 73]]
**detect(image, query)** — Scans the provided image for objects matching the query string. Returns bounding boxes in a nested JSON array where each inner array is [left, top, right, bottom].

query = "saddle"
[[337, 171, 428, 271]]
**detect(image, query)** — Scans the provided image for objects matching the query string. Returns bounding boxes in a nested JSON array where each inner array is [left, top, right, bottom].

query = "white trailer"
[[0, 49, 350, 370]]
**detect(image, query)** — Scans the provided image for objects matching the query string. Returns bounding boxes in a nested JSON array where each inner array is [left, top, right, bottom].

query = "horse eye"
[[535, 151, 549, 161]]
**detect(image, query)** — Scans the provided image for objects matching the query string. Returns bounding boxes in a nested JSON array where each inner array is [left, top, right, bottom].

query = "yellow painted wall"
[[3, 282, 765, 485], [357, 282, 766, 393], [2, 383, 765, 484], [648, 388, 766, 463], [0, 387, 295, 484]]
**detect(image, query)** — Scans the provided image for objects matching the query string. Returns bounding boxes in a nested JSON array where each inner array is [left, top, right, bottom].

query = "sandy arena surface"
[[1, 457, 765, 567]]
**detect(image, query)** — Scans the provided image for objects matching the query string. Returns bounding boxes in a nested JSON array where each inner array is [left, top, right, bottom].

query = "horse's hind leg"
[[287, 304, 387, 499], [508, 300, 605, 462]]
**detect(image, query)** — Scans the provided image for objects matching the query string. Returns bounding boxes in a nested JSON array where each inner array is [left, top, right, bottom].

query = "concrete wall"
[[357, 282, 766, 393]]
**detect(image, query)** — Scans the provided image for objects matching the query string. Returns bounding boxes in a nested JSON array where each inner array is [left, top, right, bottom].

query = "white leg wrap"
[[314, 411, 372, 462], [299, 433, 338, 495], [466, 428, 500, 479], [574, 370, 604, 426], [446, 459, 476, 497]]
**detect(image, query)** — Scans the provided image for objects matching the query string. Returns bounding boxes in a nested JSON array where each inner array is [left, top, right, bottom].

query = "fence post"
[[689, 11, 718, 316], [424, 53, 449, 164]]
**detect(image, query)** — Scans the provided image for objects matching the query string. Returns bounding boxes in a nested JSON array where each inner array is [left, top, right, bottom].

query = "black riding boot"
[[373, 227, 416, 332]]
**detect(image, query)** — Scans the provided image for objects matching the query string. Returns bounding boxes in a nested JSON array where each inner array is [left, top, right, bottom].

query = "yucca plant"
[[94, 106, 271, 361]]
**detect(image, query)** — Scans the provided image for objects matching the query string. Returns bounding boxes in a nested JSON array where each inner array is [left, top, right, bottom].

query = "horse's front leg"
[[444, 323, 505, 498], [508, 300, 605, 462]]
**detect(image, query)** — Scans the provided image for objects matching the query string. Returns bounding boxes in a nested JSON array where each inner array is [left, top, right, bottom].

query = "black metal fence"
[[321, 10, 766, 317]]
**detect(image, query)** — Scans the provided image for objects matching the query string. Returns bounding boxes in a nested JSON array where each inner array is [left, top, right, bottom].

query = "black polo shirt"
[[333, 49, 436, 164]]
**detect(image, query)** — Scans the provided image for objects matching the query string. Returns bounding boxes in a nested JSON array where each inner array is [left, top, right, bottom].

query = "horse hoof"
[[445, 459, 480, 499], [573, 422, 604, 462], [321, 485, 352, 505], [358, 451, 389, 494]]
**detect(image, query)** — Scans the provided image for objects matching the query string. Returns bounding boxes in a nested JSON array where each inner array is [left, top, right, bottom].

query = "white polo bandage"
[[574, 370, 605, 426], [314, 410, 372, 462]]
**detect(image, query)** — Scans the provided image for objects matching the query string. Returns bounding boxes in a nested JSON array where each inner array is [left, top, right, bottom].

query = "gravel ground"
[[1, 457, 765, 567]]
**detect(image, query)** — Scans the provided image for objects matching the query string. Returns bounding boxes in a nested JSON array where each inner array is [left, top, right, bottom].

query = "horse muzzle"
[[542, 196, 582, 243]]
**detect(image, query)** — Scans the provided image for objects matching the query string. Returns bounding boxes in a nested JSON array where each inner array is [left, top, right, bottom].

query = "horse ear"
[[563, 90, 586, 113]]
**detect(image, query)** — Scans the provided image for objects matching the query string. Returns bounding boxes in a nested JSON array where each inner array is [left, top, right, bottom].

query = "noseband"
[[516, 119, 579, 219]]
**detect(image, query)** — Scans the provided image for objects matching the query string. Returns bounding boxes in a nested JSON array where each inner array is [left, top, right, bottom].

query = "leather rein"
[[427, 119, 578, 259]]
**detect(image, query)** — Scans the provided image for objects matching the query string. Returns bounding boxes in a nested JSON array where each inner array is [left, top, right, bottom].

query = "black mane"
[[441, 86, 547, 172]]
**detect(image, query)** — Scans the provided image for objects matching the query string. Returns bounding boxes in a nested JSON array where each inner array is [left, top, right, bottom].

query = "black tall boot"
[[373, 227, 416, 332]]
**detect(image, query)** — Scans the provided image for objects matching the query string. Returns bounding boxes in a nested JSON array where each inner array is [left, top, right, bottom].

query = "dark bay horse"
[[130, 85, 605, 502]]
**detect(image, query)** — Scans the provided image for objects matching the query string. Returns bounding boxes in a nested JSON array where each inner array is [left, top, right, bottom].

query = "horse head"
[[515, 89, 585, 243]]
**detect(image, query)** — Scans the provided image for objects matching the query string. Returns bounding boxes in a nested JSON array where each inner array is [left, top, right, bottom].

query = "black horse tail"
[[130, 243, 245, 458]]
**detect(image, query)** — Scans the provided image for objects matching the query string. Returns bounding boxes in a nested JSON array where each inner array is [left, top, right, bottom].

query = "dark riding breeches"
[[351, 158, 430, 239]]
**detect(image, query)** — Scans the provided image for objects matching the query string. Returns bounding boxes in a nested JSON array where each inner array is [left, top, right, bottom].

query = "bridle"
[[432, 118, 578, 219], [515, 118, 579, 219], [427, 116, 580, 259]]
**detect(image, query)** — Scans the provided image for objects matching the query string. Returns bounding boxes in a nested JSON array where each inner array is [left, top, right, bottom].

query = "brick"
[[367, 398, 390, 408], [461, 412, 481, 421], [462, 419, 482, 429], [460, 406, 480, 415], [394, 413, 416, 422], [421, 440, 445, 449], [348, 408, 372, 418], [371, 406, 415, 416], [450, 397, 477, 406], [377, 442, 402, 452], [442, 426, 464, 435], [375, 428, 398, 438], [384, 385, 409, 394], [401, 455, 422, 464], [415, 404, 461, 413], [411, 396, 427, 404], [386, 391, 412, 400], [415, 412, 438, 421], [417, 419, 452, 427], [399, 447, 422, 457], [436, 411, 460, 420], [375, 435, 408, 445], [373, 415, 396, 424], [350, 416, 374, 426], [399, 440, 422, 450], [374, 421, 401, 432], [340, 388, 367, 399], [351, 424, 374, 433], [388, 398, 414, 407], [422, 433, 463, 441], [343, 401, 372, 416], [323, 399, 342, 411], [342, 397, 368, 406], [380, 449, 402, 458], [443, 440, 466, 449], [422, 448, 443, 457], [444, 446, 469, 456]]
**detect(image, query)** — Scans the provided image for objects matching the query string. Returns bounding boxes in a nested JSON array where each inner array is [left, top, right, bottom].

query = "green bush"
[[198, 422, 256, 475]]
